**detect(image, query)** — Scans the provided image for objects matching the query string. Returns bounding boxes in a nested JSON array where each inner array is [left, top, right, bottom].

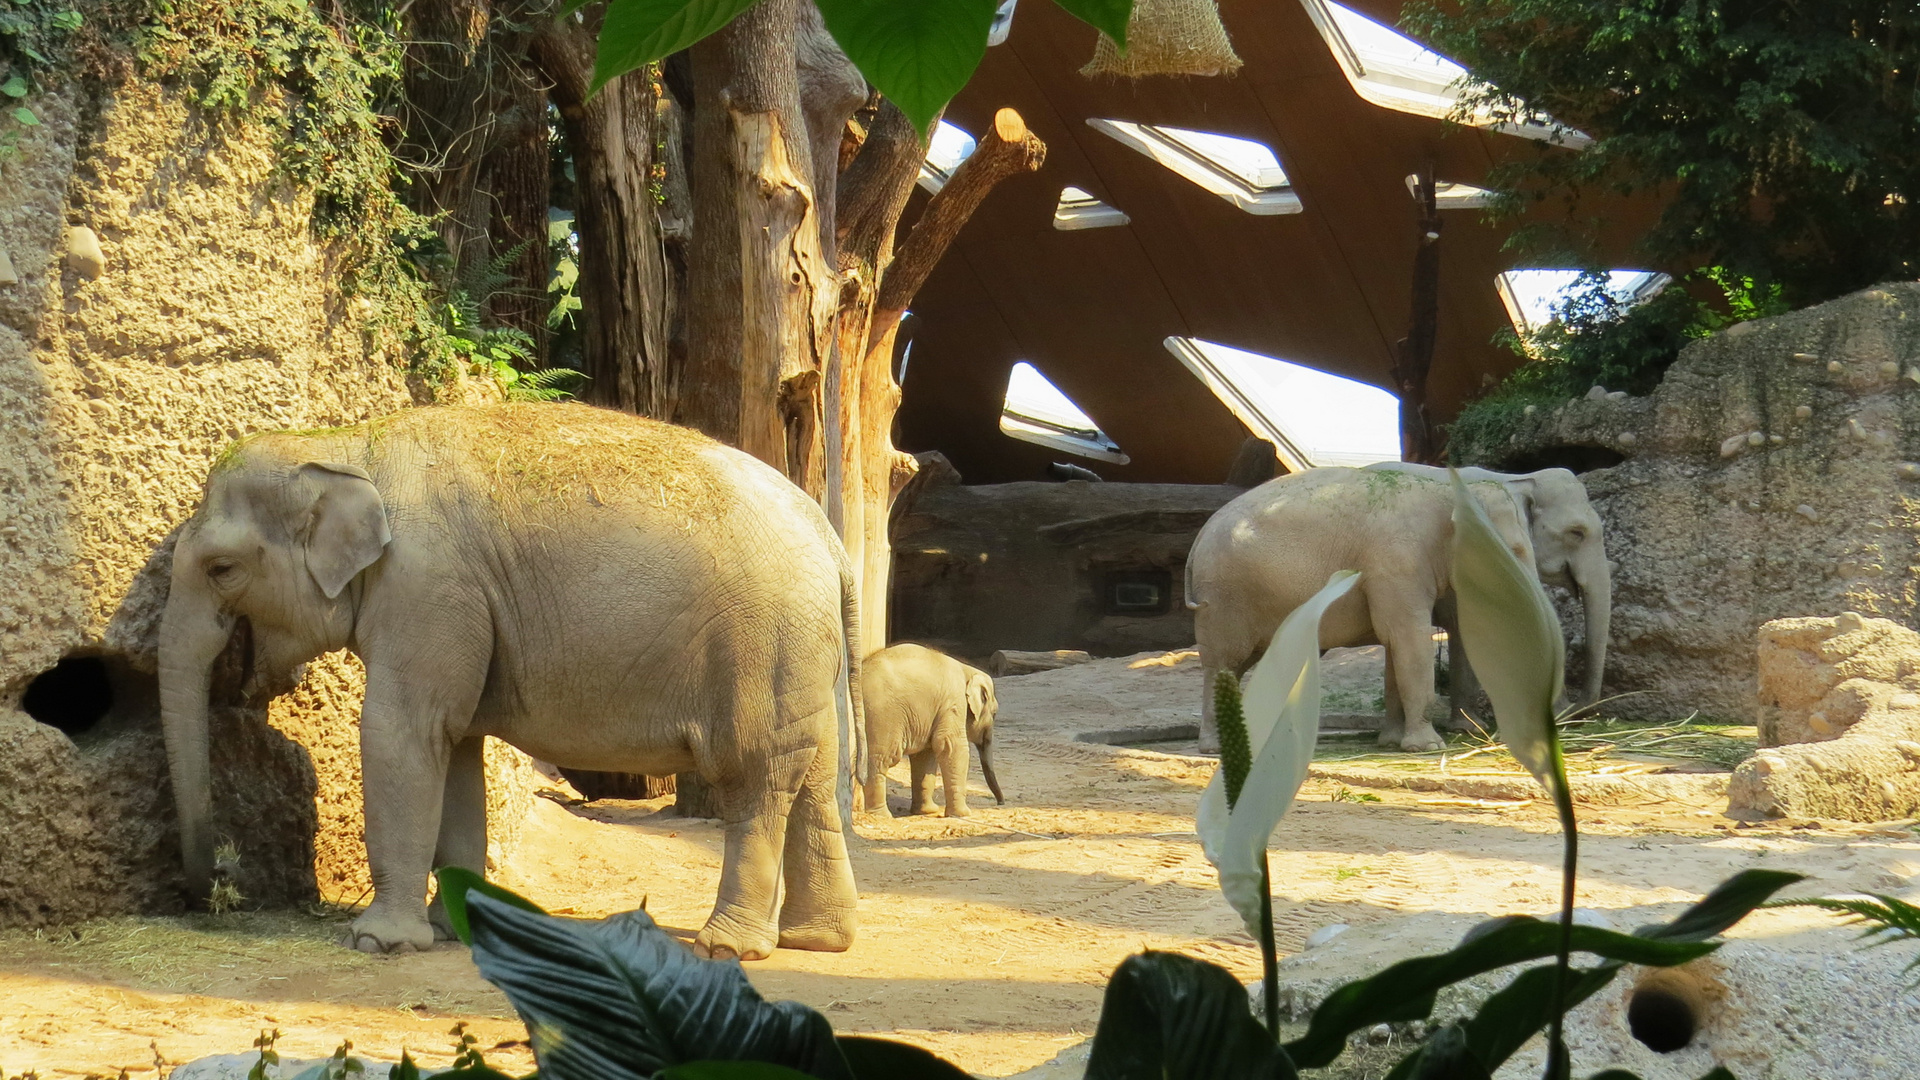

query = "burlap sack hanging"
[[1082, 0, 1243, 79]]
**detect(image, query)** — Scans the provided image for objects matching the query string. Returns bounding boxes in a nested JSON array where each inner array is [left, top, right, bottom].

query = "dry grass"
[[1313, 718, 1758, 776], [0, 912, 369, 994]]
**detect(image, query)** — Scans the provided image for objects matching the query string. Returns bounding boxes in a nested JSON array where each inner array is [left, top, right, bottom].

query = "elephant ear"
[[299, 462, 392, 599], [1504, 477, 1539, 521], [965, 671, 990, 724]]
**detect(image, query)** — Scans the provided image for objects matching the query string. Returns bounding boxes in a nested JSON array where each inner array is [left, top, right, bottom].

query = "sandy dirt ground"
[[4, 650, 1918, 1078]]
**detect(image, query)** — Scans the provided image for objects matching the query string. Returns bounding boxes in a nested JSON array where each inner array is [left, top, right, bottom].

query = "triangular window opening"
[[988, 0, 1017, 46], [919, 121, 977, 194], [1164, 338, 1402, 470], [1087, 119, 1303, 216], [1495, 269, 1672, 336], [1300, 0, 1589, 147], [1000, 362, 1130, 464], [1055, 186, 1131, 230]]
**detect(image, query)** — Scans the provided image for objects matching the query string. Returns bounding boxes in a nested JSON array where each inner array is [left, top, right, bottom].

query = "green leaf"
[[1454, 869, 1801, 1072], [833, 1037, 972, 1080], [11, 105, 39, 126], [589, 0, 758, 94], [464, 893, 853, 1080], [1283, 918, 1716, 1069], [49, 8, 81, 29], [1050, 0, 1129, 45], [1449, 469, 1564, 797], [434, 866, 548, 947], [810, 0, 999, 135], [658, 1066, 818, 1080], [1084, 951, 1298, 1080], [1199, 570, 1360, 938], [1653, 869, 1804, 942], [1, 75, 26, 98]]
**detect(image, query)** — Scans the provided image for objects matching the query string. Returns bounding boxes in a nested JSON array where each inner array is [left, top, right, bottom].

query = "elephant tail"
[[838, 558, 867, 825], [1184, 554, 1206, 610]]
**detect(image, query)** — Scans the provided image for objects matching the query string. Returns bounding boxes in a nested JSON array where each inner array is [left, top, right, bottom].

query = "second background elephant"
[[862, 643, 1004, 817]]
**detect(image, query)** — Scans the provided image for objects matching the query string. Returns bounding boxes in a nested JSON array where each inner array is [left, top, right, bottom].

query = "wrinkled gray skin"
[[1186, 468, 1535, 753], [1364, 463, 1611, 706], [860, 643, 1003, 818], [158, 405, 862, 960]]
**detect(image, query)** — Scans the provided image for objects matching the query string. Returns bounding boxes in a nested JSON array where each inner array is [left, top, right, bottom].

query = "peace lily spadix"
[[1449, 469, 1567, 799], [1198, 569, 1360, 938]]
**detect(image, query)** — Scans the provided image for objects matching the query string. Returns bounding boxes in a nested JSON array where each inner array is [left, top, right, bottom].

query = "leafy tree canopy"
[[1407, 0, 1920, 310]]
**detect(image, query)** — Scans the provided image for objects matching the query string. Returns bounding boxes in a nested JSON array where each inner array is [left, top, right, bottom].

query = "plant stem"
[[1260, 852, 1279, 1037], [1545, 775, 1578, 1080]]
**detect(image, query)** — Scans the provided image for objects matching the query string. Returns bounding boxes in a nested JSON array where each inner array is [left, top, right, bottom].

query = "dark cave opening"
[[21, 655, 116, 736]]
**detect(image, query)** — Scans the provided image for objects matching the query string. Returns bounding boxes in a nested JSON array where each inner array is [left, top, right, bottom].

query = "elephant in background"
[[158, 404, 862, 961], [1364, 463, 1611, 708], [861, 643, 1003, 818], [1186, 468, 1535, 752]]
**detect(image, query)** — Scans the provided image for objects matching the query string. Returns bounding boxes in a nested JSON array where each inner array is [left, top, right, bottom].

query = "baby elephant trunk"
[[979, 739, 1005, 804]]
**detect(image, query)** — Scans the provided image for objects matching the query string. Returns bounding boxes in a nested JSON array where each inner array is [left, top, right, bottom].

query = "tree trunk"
[[480, 70, 552, 362], [854, 107, 1046, 645], [532, 16, 676, 417], [1393, 164, 1442, 464], [397, 0, 500, 268]]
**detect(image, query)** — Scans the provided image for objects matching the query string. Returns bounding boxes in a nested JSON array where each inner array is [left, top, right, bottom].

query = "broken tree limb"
[[877, 107, 1047, 315]]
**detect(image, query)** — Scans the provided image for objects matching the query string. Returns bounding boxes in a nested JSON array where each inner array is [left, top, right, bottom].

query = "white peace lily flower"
[[1449, 469, 1567, 798], [1200, 570, 1361, 938]]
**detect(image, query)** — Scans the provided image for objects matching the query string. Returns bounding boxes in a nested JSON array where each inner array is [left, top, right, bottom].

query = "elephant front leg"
[[938, 738, 971, 818], [907, 749, 939, 815], [350, 704, 456, 954], [777, 725, 857, 952], [428, 737, 488, 942], [1381, 620, 1444, 753]]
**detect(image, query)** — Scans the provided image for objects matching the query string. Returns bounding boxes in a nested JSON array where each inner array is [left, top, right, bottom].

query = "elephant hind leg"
[[1376, 604, 1443, 753], [777, 713, 857, 952], [694, 753, 800, 962], [908, 749, 939, 815]]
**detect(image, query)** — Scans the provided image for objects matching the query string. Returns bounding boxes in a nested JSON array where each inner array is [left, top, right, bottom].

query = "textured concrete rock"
[[0, 78, 530, 925], [1728, 614, 1920, 821], [1464, 284, 1920, 720]]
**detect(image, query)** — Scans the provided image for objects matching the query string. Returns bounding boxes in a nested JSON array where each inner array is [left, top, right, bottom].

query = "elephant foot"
[[942, 804, 971, 819], [1375, 728, 1405, 749], [1398, 724, 1445, 753], [693, 914, 777, 962], [427, 904, 459, 942], [777, 910, 856, 953], [345, 909, 436, 954]]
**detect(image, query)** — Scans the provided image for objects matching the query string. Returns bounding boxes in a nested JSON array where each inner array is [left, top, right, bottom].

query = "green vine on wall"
[[0, 0, 84, 160], [138, 0, 447, 376]]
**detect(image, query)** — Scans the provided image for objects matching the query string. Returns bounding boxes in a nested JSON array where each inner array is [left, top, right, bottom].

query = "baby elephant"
[[862, 643, 1004, 817]]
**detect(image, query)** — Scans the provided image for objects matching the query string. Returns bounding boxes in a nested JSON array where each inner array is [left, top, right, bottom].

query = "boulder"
[[1729, 613, 1920, 821]]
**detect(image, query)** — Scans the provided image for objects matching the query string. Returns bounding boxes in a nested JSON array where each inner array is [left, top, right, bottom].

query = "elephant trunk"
[[158, 572, 232, 903], [978, 738, 1004, 804], [1575, 550, 1612, 705]]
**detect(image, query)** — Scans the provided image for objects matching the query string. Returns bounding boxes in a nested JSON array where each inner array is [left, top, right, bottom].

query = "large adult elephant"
[[1365, 463, 1612, 706], [158, 404, 862, 960], [1186, 468, 1534, 752]]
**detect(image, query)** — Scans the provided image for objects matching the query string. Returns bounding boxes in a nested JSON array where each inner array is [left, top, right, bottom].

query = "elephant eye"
[[206, 559, 241, 583], [1566, 526, 1588, 542]]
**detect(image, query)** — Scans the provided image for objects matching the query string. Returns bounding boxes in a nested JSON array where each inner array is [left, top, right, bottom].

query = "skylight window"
[[988, 0, 1017, 46], [1495, 269, 1672, 335], [1406, 173, 1495, 210], [1165, 338, 1402, 470], [1088, 119, 1302, 215], [1000, 362, 1130, 464], [1299, 0, 1589, 147], [918, 121, 977, 194], [1054, 186, 1131, 230]]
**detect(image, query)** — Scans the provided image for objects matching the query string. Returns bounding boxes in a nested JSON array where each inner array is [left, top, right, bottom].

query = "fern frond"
[[502, 366, 587, 402], [1763, 893, 1920, 985]]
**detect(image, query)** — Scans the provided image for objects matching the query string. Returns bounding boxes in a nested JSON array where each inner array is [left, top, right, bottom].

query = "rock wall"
[[1465, 284, 1920, 721], [0, 78, 532, 925], [891, 476, 1239, 662]]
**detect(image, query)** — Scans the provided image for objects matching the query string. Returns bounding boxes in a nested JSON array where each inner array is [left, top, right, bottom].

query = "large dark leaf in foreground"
[[465, 893, 852, 1080], [1084, 951, 1297, 1080], [1283, 920, 1716, 1068]]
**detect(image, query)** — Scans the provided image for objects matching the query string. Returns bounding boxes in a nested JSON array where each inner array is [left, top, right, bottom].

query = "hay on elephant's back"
[[1082, 0, 1242, 79]]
